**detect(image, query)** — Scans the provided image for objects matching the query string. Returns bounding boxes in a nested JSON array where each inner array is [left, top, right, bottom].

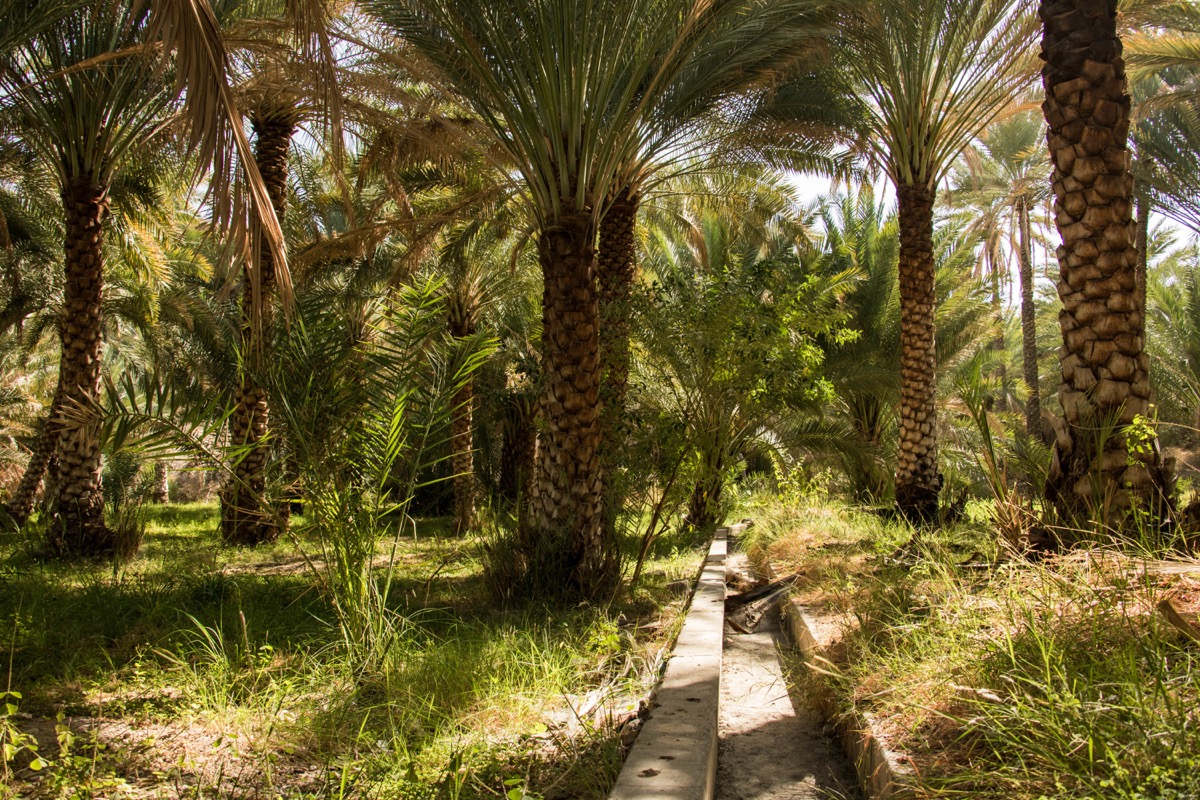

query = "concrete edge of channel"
[[607, 522, 745, 800], [764, 559, 915, 800]]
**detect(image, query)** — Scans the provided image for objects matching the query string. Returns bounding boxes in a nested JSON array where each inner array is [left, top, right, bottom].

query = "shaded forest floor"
[[0, 504, 704, 799], [743, 497, 1200, 799]]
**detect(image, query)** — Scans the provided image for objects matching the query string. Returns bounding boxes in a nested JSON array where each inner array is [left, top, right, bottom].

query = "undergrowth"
[[744, 495, 1200, 800], [0, 503, 704, 799]]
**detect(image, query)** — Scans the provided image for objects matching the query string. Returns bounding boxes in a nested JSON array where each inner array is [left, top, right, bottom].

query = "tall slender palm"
[[0, 5, 177, 555], [369, 0, 826, 596], [436, 230, 521, 536], [815, 188, 996, 503], [1039, 0, 1172, 523], [219, 98, 297, 545], [834, 0, 1037, 521], [217, 0, 352, 544], [952, 110, 1051, 436]]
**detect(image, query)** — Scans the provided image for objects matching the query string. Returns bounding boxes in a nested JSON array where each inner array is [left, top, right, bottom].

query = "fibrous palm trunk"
[[1040, 0, 1170, 523], [6, 380, 63, 527], [48, 180, 110, 556], [449, 318, 476, 536], [152, 461, 169, 504], [1017, 198, 1043, 437], [988, 242, 1009, 412], [221, 111, 295, 546], [597, 191, 638, 525], [527, 213, 612, 598], [687, 443, 725, 530], [499, 393, 535, 506], [1135, 188, 1149, 323], [894, 182, 941, 523]]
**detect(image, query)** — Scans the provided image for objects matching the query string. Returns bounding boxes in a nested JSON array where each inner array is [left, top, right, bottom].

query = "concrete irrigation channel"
[[609, 524, 861, 800]]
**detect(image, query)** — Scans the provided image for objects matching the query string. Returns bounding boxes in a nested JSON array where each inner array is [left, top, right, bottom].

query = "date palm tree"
[[951, 110, 1051, 437], [834, 0, 1037, 522], [217, 0, 353, 545], [0, 4, 178, 555], [592, 11, 834, 512], [1039, 0, 1173, 523], [368, 0, 827, 597]]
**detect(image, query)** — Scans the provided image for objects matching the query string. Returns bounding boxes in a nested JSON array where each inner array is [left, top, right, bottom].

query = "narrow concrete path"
[[716, 551, 861, 800]]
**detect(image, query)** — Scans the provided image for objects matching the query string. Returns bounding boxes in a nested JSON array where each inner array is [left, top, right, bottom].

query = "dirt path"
[[716, 551, 861, 800]]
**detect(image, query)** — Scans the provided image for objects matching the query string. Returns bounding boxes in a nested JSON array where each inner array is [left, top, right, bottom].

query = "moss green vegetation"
[[743, 495, 1200, 800], [0, 503, 704, 799]]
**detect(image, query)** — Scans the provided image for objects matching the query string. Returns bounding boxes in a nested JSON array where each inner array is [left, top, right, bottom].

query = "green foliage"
[[265, 275, 496, 663], [0, 501, 700, 799], [746, 493, 1200, 800], [1, 690, 47, 780], [636, 210, 848, 528]]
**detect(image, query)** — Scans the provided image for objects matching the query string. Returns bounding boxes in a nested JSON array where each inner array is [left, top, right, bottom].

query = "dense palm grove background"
[[2, 0, 1200, 795]]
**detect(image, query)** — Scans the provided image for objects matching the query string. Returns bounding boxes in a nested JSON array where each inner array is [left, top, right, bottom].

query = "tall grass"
[[749, 494, 1200, 799]]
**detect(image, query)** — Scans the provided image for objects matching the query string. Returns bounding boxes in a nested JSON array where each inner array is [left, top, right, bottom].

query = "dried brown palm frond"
[[140, 0, 290, 314]]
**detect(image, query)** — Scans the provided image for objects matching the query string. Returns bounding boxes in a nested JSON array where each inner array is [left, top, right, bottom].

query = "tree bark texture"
[[687, 445, 725, 530], [152, 461, 169, 504], [5, 380, 63, 527], [450, 379, 474, 535], [894, 182, 941, 523], [1017, 198, 1044, 437], [1040, 0, 1171, 522], [220, 111, 295, 546], [1135, 188, 1149, 323], [449, 315, 476, 536], [499, 392, 536, 507], [47, 180, 110, 556], [527, 213, 614, 597], [597, 192, 638, 520]]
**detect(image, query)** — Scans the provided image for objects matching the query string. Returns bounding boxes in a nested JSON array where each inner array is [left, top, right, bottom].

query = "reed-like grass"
[[746, 496, 1200, 799], [0, 503, 703, 799]]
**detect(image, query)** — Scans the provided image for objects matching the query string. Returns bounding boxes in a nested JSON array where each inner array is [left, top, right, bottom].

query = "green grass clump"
[[746, 494, 1200, 800], [0, 502, 704, 799]]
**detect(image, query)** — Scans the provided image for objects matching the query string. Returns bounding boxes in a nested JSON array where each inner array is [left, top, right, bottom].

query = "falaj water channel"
[[718, 546, 860, 800], [610, 525, 860, 800]]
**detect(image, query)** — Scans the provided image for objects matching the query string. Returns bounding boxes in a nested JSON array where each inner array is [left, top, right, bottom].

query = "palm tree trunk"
[[1135, 188, 1149, 323], [221, 110, 295, 546], [988, 241, 1008, 412], [894, 182, 941, 523], [499, 393, 535, 506], [152, 461, 169, 504], [687, 445, 725, 530], [5, 380, 63, 527], [1017, 197, 1043, 437], [527, 213, 611, 597], [1040, 0, 1170, 525], [450, 343, 475, 536], [48, 180, 110, 556], [597, 191, 638, 522]]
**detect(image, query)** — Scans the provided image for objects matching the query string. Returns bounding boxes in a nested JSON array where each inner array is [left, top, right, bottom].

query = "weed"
[[747, 492, 1200, 799]]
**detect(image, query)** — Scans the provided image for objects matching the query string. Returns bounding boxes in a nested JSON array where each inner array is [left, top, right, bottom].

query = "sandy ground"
[[716, 552, 861, 800]]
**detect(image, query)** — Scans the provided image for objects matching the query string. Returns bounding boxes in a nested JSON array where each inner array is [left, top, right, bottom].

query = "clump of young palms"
[[832, 0, 1038, 522], [0, 3, 180, 556]]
